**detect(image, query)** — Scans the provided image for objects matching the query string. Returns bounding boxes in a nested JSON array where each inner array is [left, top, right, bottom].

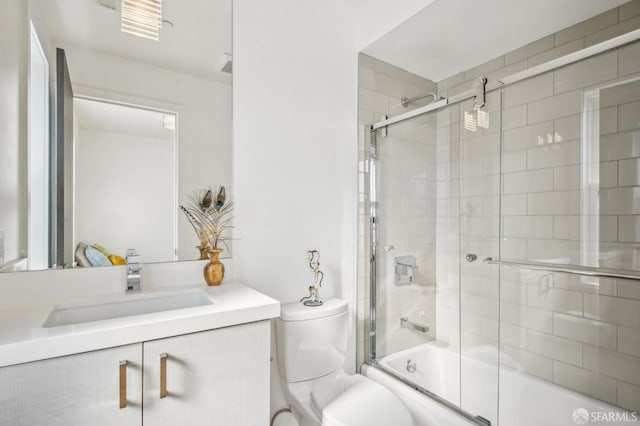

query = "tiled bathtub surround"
[[500, 268, 640, 412], [496, 59, 640, 270], [357, 0, 640, 415]]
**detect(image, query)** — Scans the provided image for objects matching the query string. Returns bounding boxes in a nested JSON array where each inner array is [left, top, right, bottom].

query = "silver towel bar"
[[483, 257, 640, 281]]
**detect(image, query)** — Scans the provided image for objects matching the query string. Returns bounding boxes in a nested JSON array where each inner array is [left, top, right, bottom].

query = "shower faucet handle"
[[465, 253, 477, 262]]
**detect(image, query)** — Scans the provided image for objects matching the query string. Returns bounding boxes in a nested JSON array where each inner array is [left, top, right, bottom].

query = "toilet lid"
[[310, 375, 413, 426]]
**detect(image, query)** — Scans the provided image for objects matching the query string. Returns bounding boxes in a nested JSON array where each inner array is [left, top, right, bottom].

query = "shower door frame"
[[365, 27, 640, 426]]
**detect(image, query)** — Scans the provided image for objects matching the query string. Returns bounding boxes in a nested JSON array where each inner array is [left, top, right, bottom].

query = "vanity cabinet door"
[[0, 343, 143, 426], [142, 320, 270, 426]]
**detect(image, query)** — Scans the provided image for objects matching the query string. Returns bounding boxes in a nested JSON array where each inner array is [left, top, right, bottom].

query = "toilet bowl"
[[275, 299, 413, 426]]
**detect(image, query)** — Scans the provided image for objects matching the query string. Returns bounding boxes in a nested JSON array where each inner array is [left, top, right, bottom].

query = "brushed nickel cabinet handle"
[[160, 353, 168, 399], [119, 360, 127, 409]]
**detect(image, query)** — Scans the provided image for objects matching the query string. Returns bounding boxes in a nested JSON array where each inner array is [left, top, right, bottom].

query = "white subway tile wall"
[[554, 9, 619, 46], [358, 0, 640, 412]]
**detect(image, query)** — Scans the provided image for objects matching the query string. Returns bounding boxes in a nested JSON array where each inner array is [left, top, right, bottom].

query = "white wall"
[[233, 0, 360, 390], [75, 127, 174, 262], [0, 0, 27, 264], [233, 0, 358, 304], [28, 27, 50, 270], [232, 0, 438, 382]]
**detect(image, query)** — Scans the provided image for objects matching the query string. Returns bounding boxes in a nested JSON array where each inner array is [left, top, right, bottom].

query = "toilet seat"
[[310, 373, 413, 426], [309, 373, 360, 419]]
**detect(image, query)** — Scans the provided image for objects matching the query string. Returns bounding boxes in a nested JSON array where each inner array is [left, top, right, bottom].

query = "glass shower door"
[[371, 101, 462, 407], [368, 39, 640, 426], [497, 46, 640, 426], [372, 110, 439, 360], [458, 90, 502, 424], [370, 88, 504, 424]]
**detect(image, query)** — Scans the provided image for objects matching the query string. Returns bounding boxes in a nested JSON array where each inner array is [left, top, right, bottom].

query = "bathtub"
[[364, 341, 639, 426]]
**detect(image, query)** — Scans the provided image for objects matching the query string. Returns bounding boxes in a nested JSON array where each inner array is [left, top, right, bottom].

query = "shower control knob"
[[406, 359, 417, 374], [465, 253, 477, 262]]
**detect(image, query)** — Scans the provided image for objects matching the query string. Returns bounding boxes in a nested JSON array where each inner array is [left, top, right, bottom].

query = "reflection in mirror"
[[28, 22, 50, 271], [0, 0, 232, 272], [54, 47, 74, 270], [74, 98, 177, 264]]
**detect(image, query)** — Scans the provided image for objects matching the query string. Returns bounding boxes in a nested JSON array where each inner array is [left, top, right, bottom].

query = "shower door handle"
[[465, 253, 477, 262]]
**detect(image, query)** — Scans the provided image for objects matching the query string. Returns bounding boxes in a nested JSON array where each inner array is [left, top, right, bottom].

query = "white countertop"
[[0, 281, 280, 367]]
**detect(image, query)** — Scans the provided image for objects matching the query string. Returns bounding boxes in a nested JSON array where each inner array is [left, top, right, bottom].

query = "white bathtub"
[[364, 341, 639, 426]]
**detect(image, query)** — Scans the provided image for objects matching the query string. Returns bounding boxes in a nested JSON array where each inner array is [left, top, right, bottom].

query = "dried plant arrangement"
[[179, 185, 233, 251]]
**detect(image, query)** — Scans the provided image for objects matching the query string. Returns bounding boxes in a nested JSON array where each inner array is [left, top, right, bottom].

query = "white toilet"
[[275, 298, 413, 426]]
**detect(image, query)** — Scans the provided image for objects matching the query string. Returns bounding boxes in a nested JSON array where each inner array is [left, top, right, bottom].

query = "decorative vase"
[[204, 248, 224, 286], [197, 245, 209, 260]]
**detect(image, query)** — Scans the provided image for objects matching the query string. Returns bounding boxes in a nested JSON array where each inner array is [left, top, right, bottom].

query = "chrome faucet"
[[125, 249, 141, 294]]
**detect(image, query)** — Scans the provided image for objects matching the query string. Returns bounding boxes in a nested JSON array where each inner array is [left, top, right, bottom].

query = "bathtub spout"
[[400, 316, 429, 333]]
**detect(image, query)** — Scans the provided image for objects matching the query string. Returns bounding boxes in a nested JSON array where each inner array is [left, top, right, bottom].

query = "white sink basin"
[[43, 289, 214, 327]]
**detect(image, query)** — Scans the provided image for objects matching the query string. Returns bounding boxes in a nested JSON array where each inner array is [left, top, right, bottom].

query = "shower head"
[[401, 92, 442, 107]]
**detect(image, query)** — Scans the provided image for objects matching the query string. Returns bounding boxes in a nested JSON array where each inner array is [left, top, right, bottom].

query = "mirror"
[[0, 0, 232, 272]]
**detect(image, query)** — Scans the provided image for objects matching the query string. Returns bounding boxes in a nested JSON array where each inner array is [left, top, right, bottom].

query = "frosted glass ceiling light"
[[163, 115, 175, 130], [121, 0, 162, 41]]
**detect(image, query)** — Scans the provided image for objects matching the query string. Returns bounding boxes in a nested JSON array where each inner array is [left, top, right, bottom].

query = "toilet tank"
[[276, 298, 349, 383]]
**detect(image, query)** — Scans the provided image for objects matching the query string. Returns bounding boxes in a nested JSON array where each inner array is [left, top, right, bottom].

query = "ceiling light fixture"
[[121, 0, 162, 41], [162, 115, 175, 130]]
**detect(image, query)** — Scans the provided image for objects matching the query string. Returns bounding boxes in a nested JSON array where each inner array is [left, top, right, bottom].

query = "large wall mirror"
[[0, 0, 232, 272]]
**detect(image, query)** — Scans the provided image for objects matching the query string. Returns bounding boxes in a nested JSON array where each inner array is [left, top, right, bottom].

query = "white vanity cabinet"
[[0, 321, 270, 426], [0, 343, 143, 426], [143, 320, 270, 425]]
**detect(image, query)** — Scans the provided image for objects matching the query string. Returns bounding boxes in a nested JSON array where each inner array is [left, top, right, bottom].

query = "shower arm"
[[400, 93, 439, 107]]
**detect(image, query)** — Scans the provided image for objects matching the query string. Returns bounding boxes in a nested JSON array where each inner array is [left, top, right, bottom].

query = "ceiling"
[[362, 0, 631, 82], [33, 0, 631, 84], [75, 98, 175, 140], [33, 0, 232, 80]]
